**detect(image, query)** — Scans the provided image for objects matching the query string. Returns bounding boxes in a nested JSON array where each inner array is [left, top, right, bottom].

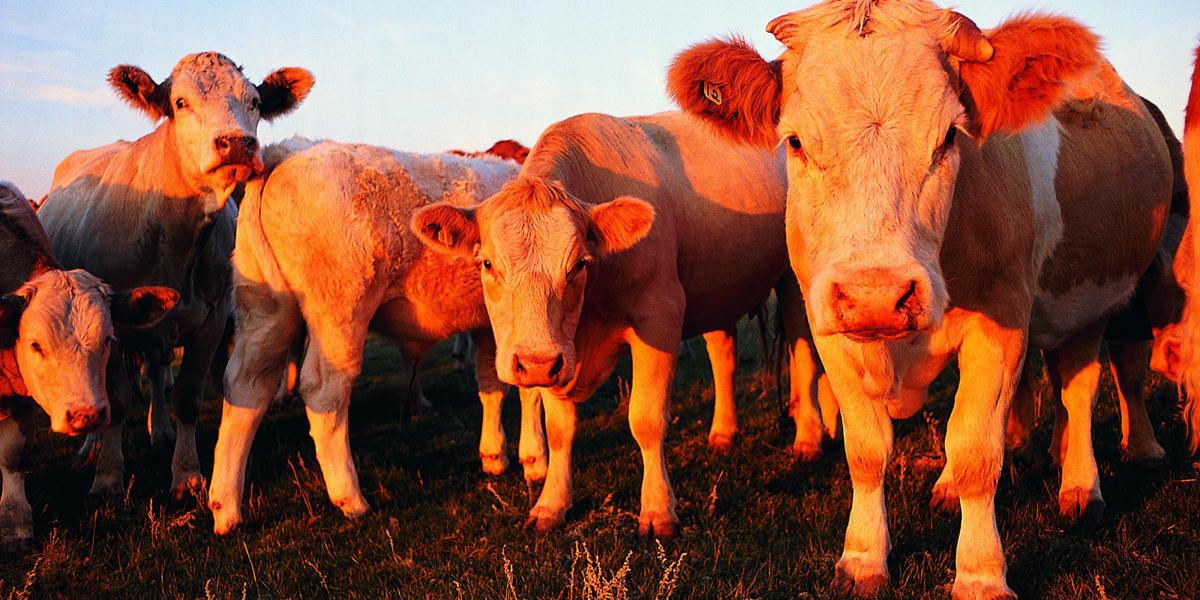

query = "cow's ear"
[[108, 65, 171, 121], [0, 294, 28, 348], [111, 287, 178, 331], [667, 37, 783, 147], [258, 67, 315, 121], [588, 196, 655, 255], [411, 204, 480, 257], [955, 13, 1101, 139]]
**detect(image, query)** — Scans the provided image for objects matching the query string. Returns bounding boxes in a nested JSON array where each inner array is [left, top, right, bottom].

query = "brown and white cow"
[[413, 111, 832, 538], [0, 182, 176, 552], [1178, 43, 1200, 454], [37, 52, 312, 499], [668, 2, 1171, 597]]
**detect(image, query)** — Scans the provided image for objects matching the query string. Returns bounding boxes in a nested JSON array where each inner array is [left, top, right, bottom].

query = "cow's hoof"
[[637, 511, 680, 540], [707, 432, 735, 454], [930, 480, 960, 513], [0, 504, 32, 558], [952, 580, 1017, 600], [209, 501, 241, 536], [480, 452, 510, 476], [520, 455, 547, 483], [332, 495, 370, 519], [831, 557, 888, 598], [88, 474, 124, 499], [148, 419, 175, 446], [524, 505, 567, 533], [1120, 443, 1166, 465], [172, 472, 207, 502], [1059, 488, 1104, 525], [791, 441, 824, 463]]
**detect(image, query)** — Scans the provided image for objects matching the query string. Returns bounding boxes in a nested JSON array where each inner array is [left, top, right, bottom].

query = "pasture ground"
[[0, 318, 1198, 599]]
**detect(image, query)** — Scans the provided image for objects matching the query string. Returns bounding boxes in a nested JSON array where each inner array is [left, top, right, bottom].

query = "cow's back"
[[253, 141, 517, 342], [523, 112, 789, 336], [0, 183, 56, 294], [1028, 64, 1172, 347]]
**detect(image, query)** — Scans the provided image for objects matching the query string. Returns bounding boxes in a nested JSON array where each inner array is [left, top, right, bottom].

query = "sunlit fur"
[[1179, 42, 1200, 453]]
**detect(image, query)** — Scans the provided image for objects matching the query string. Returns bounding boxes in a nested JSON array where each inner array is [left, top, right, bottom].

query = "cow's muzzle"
[[825, 268, 929, 341]]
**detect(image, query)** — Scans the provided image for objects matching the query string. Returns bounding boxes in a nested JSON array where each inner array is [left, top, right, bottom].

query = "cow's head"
[[108, 52, 313, 198], [0, 270, 177, 435], [668, 2, 1100, 341], [486, 140, 530, 165], [412, 177, 654, 388]]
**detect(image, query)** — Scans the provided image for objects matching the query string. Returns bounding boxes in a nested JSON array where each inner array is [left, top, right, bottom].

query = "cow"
[[37, 52, 313, 499], [0, 182, 176, 552], [1179, 43, 1200, 454], [450, 139, 531, 165], [412, 110, 833, 539], [667, 2, 1172, 597], [207, 139, 524, 534]]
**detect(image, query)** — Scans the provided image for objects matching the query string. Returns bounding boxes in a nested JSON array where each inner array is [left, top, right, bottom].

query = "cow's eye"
[[30, 341, 42, 356], [944, 126, 957, 148], [787, 135, 802, 151], [174, 98, 188, 111], [573, 258, 587, 273], [481, 259, 493, 271], [250, 96, 260, 111]]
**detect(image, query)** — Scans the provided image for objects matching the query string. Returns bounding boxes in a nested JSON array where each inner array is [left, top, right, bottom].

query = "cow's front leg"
[[170, 303, 230, 500], [90, 347, 132, 498], [0, 413, 31, 554], [947, 316, 1023, 600], [1046, 322, 1107, 523], [627, 325, 681, 539], [778, 277, 834, 459], [526, 392, 575, 531], [473, 331, 510, 475], [517, 387, 548, 482], [823, 350, 892, 598], [146, 352, 175, 445], [702, 328, 738, 452]]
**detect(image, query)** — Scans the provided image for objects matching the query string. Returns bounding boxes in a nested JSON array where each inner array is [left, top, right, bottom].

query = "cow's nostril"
[[215, 137, 230, 152], [895, 280, 917, 313], [548, 354, 564, 378], [513, 355, 526, 374]]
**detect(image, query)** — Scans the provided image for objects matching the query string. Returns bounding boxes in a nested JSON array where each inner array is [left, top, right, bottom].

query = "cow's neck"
[[129, 122, 232, 221]]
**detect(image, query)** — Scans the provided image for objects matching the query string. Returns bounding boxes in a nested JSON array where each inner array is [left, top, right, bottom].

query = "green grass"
[[0, 321, 1197, 599]]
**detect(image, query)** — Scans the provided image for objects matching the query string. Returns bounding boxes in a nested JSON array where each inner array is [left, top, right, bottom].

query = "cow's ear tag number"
[[702, 81, 723, 106]]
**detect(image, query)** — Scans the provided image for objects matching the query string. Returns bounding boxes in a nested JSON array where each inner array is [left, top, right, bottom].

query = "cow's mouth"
[[843, 327, 917, 343]]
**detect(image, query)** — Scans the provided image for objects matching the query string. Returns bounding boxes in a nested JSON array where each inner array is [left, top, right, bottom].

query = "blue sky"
[[2, 1, 1197, 197]]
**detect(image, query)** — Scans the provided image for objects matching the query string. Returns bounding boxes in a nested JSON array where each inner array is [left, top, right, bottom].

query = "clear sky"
[[1, 1, 1197, 198]]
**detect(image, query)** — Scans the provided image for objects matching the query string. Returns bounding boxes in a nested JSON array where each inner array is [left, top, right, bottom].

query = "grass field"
[[0, 319, 1198, 599]]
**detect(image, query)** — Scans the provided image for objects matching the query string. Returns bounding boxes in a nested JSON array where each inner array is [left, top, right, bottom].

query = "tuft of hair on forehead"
[[486, 177, 578, 212], [173, 51, 239, 75], [771, 0, 943, 46]]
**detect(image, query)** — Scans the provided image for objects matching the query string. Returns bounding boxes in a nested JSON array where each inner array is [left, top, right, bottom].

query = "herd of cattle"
[[2, 1, 1200, 597]]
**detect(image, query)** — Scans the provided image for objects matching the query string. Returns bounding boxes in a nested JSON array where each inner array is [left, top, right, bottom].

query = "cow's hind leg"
[[0, 409, 32, 555], [209, 280, 302, 534], [778, 275, 832, 460], [472, 331, 511, 475], [146, 348, 175, 445], [703, 327, 739, 452], [1046, 322, 1107, 524], [90, 344, 134, 498], [299, 312, 371, 519], [1108, 341, 1165, 463]]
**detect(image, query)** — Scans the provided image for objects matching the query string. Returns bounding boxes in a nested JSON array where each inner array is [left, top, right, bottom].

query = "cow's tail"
[[1179, 42, 1200, 455]]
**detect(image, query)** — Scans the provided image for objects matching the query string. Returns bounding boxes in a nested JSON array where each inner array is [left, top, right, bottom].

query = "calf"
[[37, 52, 312, 499], [413, 111, 830, 537], [0, 182, 175, 551], [668, 3, 1171, 596]]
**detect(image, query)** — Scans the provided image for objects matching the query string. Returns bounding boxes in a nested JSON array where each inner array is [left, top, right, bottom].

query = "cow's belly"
[[1028, 274, 1139, 348]]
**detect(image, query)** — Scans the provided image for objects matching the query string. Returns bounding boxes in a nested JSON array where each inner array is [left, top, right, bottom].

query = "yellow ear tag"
[[701, 81, 723, 106]]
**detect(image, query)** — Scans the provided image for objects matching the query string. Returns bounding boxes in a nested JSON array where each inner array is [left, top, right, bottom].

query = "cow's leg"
[[451, 333, 472, 374], [398, 341, 432, 415], [526, 392, 576, 531], [1108, 341, 1165, 463], [627, 323, 682, 539], [1004, 353, 1038, 451], [946, 317, 1023, 600], [273, 329, 305, 404], [824, 350, 892, 597], [147, 351, 175, 445], [168, 300, 230, 500], [90, 346, 133, 498], [517, 387, 548, 482], [0, 410, 32, 554], [778, 276, 832, 459], [1046, 322, 1107, 523], [703, 327, 739, 452], [209, 281, 301, 534], [472, 331, 510, 475], [299, 315, 370, 519]]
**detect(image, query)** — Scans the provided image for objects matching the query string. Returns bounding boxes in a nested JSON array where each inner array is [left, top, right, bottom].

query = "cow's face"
[[1, 271, 177, 435], [668, 5, 1100, 341], [412, 178, 654, 388], [108, 52, 314, 197]]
